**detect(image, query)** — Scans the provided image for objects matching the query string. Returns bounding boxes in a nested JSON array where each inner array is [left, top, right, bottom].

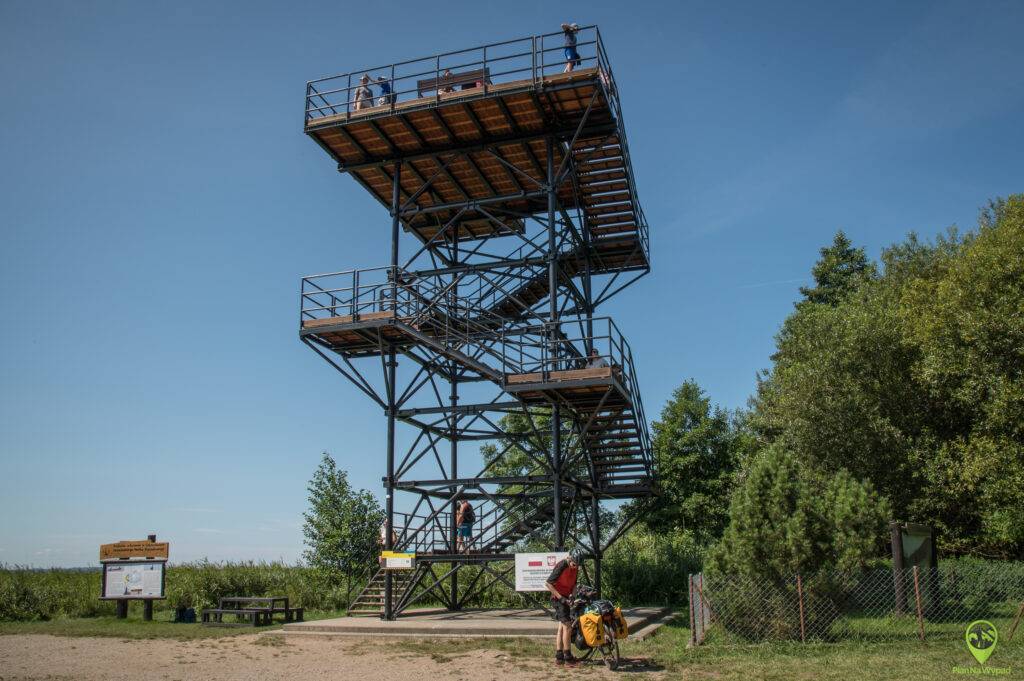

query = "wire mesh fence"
[[689, 563, 1024, 645]]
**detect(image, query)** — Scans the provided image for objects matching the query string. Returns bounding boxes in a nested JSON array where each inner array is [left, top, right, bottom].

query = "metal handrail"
[[303, 27, 602, 122], [301, 269, 651, 476]]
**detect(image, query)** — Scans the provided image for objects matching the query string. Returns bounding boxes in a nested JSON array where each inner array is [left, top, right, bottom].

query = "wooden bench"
[[417, 68, 491, 97], [219, 596, 304, 623], [200, 608, 272, 627]]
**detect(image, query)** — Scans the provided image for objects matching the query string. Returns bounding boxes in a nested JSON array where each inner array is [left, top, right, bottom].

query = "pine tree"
[[798, 230, 876, 306]]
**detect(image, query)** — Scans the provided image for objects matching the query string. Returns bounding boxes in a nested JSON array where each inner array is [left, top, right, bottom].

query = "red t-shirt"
[[546, 559, 578, 599]]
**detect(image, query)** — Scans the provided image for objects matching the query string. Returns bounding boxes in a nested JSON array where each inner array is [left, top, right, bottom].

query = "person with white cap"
[[561, 23, 581, 73], [353, 74, 373, 111]]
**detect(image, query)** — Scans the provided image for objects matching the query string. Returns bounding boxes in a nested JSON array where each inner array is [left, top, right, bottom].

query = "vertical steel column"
[[383, 161, 402, 621], [449, 299, 459, 608], [547, 135, 564, 550], [591, 495, 601, 594]]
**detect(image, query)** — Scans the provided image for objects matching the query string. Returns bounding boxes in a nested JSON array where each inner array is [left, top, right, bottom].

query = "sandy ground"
[[0, 634, 664, 681]]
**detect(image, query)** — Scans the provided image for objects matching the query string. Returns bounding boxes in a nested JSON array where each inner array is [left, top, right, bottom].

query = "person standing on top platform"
[[376, 76, 394, 106], [353, 74, 373, 111], [561, 23, 581, 72]]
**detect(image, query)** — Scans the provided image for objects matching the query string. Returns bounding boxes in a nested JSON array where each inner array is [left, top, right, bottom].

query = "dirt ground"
[[0, 634, 662, 681]]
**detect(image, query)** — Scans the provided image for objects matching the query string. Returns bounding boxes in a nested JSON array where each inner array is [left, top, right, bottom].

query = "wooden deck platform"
[[305, 68, 645, 258], [301, 311, 427, 355], [504, 365, 631, 409]]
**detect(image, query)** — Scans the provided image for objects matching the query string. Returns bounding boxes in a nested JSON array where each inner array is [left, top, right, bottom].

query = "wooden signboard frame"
[[100, 541, 169, 561], [98, 535, 168, 620]]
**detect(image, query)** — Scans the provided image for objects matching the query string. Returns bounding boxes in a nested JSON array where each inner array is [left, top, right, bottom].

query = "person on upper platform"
[[376, 76, 394, 106], [353, 74, 373, 111], [586, 348, 608, 369], [561, 23, 581, 73], [438, 69, 455, 95]]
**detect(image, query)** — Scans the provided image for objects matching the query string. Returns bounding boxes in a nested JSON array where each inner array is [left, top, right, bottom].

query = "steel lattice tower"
[[299, 26, 655, 619]]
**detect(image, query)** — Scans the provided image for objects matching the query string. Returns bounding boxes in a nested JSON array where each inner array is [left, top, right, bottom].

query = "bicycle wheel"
[[599, 624, 620, 670]]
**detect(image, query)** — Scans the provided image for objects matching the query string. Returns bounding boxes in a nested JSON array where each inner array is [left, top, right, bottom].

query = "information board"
[[102, 561, 165, 599], [380, 551, 416, 570], [514, 552, 568, 591]]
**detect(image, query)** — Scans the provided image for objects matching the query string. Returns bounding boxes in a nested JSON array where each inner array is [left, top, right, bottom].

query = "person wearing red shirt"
[[545, 549, 584, 667]]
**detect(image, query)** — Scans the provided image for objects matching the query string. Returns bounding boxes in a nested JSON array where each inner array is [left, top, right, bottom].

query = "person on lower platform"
[[455, 498, 474, 553], [546, 549, 583, 667]]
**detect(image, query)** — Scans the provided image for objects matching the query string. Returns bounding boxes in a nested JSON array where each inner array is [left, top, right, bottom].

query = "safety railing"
[[300, 266, 424, 323], [300, 266, 527, 374], [389, 496, 550, 556], [390, 510, 451, 554], [305, 25, 606, 123], [498, 316, 653, 473], [498, 316, 630, 384]]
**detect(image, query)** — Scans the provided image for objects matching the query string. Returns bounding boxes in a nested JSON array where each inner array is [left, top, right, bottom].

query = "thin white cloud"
[[685, 1, 1024, 237], [736, 277, 807, 290]]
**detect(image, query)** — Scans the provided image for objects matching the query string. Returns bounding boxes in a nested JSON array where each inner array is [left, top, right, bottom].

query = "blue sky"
[[1, 0, 1022, 567]]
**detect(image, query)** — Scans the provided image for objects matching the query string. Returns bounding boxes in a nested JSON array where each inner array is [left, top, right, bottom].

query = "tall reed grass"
[[0, 562, 345, 621], [1, 533, 702, 621]]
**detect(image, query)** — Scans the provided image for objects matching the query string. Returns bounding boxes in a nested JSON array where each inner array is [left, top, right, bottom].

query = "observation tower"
[[299, 26, 655, 619]]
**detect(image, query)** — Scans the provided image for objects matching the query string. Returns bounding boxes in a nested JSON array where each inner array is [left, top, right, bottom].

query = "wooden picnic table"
[[200, 596, 304, 627]]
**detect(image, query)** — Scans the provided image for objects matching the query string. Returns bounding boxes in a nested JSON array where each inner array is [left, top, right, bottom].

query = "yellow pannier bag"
[[613, 607, 629, 639], [579, 612, 605, 647]]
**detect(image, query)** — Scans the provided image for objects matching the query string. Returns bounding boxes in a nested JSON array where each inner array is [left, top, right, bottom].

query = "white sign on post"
[[514, 552, 568, 591], [380, 551, 416, 570]]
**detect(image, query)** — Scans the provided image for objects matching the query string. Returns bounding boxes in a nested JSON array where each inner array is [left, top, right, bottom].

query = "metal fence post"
[[1008, 600, 1024, 642], [912, 566, 925, 642], [796, 573, 806, 643], [688, 574, 696, 647], [697, 572, 708, 643]]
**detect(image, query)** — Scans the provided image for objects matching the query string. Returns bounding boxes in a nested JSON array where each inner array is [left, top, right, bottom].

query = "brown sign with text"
[[100, 541, 169, 561]]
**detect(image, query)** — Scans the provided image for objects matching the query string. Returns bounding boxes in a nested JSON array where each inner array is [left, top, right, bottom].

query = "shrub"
[[704, 445, 889, 639]]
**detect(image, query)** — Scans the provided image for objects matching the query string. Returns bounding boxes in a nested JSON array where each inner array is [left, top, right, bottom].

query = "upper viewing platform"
[[303, 26, 648, 258]]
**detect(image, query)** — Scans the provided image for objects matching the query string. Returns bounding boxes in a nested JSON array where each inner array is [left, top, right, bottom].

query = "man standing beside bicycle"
[[545, 549, 584, 667]]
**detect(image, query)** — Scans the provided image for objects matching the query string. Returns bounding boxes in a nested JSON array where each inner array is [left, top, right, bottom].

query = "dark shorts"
[[564, 47, 581, 64], [457, 523, 472, 538], [553, 598, 572, 624]]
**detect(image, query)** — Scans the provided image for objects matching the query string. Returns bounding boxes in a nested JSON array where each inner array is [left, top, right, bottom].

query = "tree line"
[[646, 194, 1024, 579]]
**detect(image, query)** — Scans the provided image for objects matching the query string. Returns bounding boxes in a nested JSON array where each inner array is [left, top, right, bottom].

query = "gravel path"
[[0, 634, 659, 680]]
